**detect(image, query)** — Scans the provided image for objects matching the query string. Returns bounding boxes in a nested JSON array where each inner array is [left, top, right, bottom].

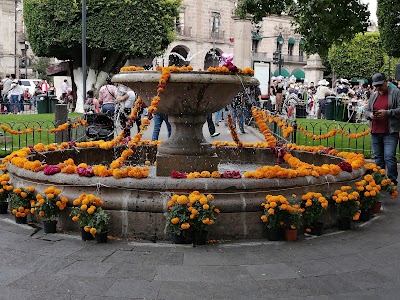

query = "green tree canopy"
[[328, 32, 384, 80], [377, 0, 400, 57], [235, 0, 370, 57], [24, 0, 180, 112]]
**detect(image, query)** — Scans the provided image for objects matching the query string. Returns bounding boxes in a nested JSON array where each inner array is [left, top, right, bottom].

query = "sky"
[[362, 0, 378, 24]]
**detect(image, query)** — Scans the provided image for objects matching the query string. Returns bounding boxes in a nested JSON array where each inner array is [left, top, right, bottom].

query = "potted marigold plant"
[[0, 173, 13, 214], [331, 186, 360, 230], [355, 174, 382, 221], [70, 193, 106, 241], [167, 191, 219, 245], [261, 194, 303, 241], [33, 186, 68, 233], [301, 192, 329, 236], [9, 186, 36, 224], [87, 208, 110, 243]]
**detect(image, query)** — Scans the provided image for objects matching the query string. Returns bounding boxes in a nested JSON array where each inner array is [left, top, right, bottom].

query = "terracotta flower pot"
[[371, 201, 382, 214], [285, 229, 297, 241]]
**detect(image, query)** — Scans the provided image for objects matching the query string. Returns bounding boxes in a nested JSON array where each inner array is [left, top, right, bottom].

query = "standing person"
[[230, 91, 246, 134], [365, 72, 400, 185], [41, 80, 49, 93], [151, 113, 171, 141], [98, 76, 117, 114], [23, 88, 32, 110], [32, 81, 42, 109], [274, 78, 285, 114], [48, 82, 56, 95], [115, 85, 140, 137], [8, 80, 23, 114], [61, 79, 69, 100], [315, 79, 333, 118], [206, 114, 220, 137]]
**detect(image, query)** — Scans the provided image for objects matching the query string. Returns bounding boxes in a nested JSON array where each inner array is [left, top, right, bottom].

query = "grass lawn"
[[0, 113, 83, 156], [293, 118, 372, 158]]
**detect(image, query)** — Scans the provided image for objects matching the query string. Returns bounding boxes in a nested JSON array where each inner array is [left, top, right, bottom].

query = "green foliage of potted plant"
[[88, 208, 110, 243], [167, 191, 219, 245], [301, 192, 329, 235], [9, 186, 36, 224], [33, 186, 68, 233], [70, 193, 105, 241], [331, 186, 360, 230], [0, 173, 13, 214]]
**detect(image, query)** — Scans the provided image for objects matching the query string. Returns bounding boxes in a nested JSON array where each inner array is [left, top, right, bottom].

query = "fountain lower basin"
[[7, 145, 365, 240]]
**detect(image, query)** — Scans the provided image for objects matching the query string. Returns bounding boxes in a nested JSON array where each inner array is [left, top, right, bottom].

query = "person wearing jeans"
[[206, 114, 220, 137], [365, 72, 400, 185], [151, 113, 171, 141]]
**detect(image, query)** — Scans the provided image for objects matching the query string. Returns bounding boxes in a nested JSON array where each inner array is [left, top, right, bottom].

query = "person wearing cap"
[[365, 72, 400, 185]]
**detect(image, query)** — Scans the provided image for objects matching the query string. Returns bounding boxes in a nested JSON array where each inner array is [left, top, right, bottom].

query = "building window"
[[176, 8, 185, 35], [288, 44, 294, 56], [211, 12, 221, 38]]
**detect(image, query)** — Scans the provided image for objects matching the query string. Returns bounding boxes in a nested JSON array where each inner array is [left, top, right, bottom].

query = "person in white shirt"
[[61, 79, 69, 99], [9, 80, 23, 114], [115, 85, 140, 137]]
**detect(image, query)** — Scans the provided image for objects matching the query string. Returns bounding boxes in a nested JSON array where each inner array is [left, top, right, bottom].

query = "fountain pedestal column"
[[156, 115, 219, 176]]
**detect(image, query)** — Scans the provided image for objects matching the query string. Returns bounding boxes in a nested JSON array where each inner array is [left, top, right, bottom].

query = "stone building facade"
[[152, 0, 312, 82], [0, 0, 33, 78]]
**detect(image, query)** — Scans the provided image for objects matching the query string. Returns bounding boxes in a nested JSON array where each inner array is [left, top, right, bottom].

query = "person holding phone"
[[365, 73, 400, 185]]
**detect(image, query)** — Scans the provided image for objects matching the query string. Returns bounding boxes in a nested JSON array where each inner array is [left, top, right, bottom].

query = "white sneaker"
[[211, 132, 220, 137]]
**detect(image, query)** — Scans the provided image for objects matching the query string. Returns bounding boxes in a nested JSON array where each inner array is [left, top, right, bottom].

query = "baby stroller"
[[84, 112, 115, 141]]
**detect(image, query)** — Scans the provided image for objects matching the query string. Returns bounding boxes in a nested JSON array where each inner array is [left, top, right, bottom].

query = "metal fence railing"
[[0, 117, 86, 156]]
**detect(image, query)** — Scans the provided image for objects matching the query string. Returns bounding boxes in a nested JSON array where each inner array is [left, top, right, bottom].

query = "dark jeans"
[[371, 132, 399, 184], [151, 113, 171, 141], [101, 103, 115, 114], [206, 114, 216, 135]]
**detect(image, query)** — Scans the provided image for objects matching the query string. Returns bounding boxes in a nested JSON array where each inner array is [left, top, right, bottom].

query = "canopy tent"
[[273, 68, 290, 78], [288, 37, 296, 45], [299, 39, 305, 45], [291, 69, 305, 80], [350, 78, 368, 84]]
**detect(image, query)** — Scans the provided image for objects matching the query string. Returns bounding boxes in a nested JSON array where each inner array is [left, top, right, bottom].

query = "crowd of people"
[[0, 74, 56, 114]]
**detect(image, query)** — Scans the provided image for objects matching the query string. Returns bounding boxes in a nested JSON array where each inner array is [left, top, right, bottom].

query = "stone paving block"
[[154, 265, 205, 282], [245, 263, 301, 280], [51, 275, 116, 296], [259, 277, 335, 298], [158, 281, 212, 300], [83, 296, 134, 300], [252, 248, 292, 264], [105, 263, 157, 280], [285, 259, 337, 277], [0, 286, 41, 300], [183, 250, 259, 266], [0, 217, 37, 236], [11, 271, 69, 293], [206, 279, 264, 300], [142, 251, 183, 265], [201, 265, 253, 282], [106, 279, 162, 299], [57, 261, 115, 277], [315, 274, 362, 295], [322, 253, 372, 273], [0, 265, 33, 286], [338, 269, 391, 290], [102, 250, 149, 264], [40, 239, 86, 258]]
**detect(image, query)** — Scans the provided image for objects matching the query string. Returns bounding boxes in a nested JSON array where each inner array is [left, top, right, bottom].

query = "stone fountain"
[[113, 71, 258, 176], [6, 70, 366, 240]]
